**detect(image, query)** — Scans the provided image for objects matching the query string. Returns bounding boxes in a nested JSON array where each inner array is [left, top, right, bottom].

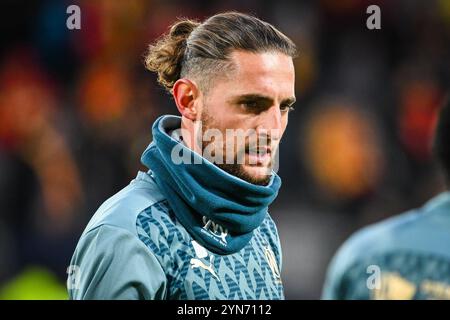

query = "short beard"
[[215, 163, 272, 186], [200, 110, 272, 186]]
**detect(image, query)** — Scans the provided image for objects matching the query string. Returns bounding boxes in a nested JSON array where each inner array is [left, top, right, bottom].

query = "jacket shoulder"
[[83, 171, 165, 237]]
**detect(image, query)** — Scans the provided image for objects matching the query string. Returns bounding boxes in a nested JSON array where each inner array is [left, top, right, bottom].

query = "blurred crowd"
[[0, 0, 449, 299]]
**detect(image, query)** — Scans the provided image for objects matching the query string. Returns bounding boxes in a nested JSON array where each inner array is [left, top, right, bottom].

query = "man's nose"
[[256, 105, 283, 141]]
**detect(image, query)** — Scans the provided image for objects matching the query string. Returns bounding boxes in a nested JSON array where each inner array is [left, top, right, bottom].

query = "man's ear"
[[172, 79, 200, 121]]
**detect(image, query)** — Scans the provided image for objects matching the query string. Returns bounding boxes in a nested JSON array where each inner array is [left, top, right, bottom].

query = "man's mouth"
[[245, 146, 272, 166]]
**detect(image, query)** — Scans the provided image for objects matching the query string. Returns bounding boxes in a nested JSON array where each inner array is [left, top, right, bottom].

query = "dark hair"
[[144, 11, 297, 93], [433, 97, 450, 185]]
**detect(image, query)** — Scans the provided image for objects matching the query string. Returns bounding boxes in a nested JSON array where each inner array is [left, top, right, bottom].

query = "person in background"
[[322, 97, 450, 300]]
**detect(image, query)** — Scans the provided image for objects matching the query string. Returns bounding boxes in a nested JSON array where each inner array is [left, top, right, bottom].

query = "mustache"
[[244, 143, 272, 154], [245, 134, 274, 152], [201, 131, 278, 156]]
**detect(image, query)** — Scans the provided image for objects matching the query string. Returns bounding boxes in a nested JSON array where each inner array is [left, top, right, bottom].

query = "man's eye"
[[243, 101, 259, 109]]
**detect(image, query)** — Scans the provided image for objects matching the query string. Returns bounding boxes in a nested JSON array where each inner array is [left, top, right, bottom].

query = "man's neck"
[[180, 116, 203, 155]]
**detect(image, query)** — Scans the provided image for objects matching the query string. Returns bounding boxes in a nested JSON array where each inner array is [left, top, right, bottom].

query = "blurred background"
[[0, 0, 449, 299]]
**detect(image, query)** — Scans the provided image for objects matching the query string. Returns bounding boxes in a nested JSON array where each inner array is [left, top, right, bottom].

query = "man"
[[68, 12, 297, 300], [322, 98, 450, 300]]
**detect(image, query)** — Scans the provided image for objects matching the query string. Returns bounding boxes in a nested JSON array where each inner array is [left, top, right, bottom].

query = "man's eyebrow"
[[229, 94, 273, 104], [229, 94, 296, 105], [281, 97, 296, 106]]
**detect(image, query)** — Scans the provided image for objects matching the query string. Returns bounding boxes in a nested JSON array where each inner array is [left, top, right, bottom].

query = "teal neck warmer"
[[141, 115, 281, 255]]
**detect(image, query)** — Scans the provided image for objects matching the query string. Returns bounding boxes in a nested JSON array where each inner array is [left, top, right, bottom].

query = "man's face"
[[197, 50, 296, 185]]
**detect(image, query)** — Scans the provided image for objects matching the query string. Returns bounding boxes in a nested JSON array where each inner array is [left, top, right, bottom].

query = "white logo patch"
[[190, 240, 220, 281]]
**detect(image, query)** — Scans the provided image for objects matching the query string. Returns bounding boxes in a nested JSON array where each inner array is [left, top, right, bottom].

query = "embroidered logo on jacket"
[[201, 216, 228, 247], [264, 245, 282, 284]]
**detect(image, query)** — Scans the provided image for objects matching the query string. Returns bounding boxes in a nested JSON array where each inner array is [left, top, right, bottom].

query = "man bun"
[[144, 19, 200, 91]]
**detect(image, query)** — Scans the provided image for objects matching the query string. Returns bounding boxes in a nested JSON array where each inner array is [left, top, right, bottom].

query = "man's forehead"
[[224, 50, 295, 99]]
